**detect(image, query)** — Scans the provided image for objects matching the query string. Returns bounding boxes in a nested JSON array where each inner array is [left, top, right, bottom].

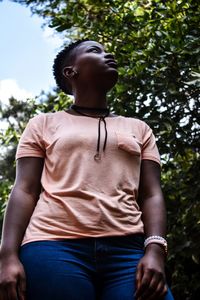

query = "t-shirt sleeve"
[[16, 114, 46, 159], [141, 122, 161, 165]]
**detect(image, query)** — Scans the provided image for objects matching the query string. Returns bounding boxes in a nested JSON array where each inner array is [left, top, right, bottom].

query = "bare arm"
[[135, 160, 168, 300], [0, 157, 44, 300], [138, 159, 166, 239], [1, 157, 44, 255]]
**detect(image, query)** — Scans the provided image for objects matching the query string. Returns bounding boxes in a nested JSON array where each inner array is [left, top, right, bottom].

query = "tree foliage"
[[1, 0, 200, 298]]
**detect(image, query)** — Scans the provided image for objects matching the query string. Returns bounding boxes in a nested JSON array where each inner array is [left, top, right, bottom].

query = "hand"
[[0, 254, 26, 300], [135, 244, 167, 300]]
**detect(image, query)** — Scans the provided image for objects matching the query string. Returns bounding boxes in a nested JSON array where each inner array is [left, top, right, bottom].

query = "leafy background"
[[0, 1, 200, 299]]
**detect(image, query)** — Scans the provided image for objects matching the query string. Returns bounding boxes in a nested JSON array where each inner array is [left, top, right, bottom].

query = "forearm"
[[136, 160, 168, 298], [140, 193, 167, 238], [0, 187, 37, 256]]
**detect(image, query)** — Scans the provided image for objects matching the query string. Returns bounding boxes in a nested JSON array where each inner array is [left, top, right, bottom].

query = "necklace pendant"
[[94, 153, 101, 161]]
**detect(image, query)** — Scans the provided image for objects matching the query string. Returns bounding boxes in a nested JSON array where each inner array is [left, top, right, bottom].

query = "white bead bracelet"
[[144, 235, 168, 255]]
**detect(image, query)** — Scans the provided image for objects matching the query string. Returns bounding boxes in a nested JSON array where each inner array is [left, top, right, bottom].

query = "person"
[[0, 40, 174, 300]]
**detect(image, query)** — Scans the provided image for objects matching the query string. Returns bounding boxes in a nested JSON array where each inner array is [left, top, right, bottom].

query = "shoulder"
[[29, 111, 66, 125], [118, 115, 151, 132]]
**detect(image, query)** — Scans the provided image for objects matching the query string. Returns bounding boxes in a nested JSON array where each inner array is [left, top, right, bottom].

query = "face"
[[71, 41, 118, 92]]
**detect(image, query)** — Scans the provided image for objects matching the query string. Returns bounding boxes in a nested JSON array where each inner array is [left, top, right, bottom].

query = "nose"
[[104, 53, 115, 61]]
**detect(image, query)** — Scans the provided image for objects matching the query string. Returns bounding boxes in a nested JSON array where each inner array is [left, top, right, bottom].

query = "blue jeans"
[[19, 235, 174, 300]]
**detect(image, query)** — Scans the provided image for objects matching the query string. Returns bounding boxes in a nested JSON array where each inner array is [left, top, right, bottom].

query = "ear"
[[63, 66, 77, 79]]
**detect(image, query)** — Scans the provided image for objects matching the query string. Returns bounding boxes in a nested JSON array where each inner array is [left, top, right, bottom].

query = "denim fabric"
[[19, 235, 174, 300]]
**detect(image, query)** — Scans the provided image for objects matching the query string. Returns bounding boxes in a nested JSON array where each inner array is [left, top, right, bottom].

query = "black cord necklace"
[[70, 104, 110, 161]]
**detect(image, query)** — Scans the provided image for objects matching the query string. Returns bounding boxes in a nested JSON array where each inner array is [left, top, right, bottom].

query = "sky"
[[0, 0, 65, 105]]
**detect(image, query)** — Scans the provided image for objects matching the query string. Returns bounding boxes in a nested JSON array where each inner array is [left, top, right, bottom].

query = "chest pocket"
[[116, 132, 142, 156]]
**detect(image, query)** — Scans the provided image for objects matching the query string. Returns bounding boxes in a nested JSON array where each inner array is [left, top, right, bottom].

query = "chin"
[[105, 70, 118, 89]]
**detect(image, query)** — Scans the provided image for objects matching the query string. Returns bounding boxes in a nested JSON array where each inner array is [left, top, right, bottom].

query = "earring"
[[72, 70, 78, 77]]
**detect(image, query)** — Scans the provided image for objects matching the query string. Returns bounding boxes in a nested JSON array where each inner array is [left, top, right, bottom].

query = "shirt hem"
[[16, 153, 45, 160], [21, 229, 144, 246], [142, 155, 160, 165]]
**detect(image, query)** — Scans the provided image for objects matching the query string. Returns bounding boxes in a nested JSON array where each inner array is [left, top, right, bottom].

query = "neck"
[[73, 87, 108, 109]]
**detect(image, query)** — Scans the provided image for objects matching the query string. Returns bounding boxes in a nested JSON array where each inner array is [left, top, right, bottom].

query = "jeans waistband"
[[21, 234, 145, 251]]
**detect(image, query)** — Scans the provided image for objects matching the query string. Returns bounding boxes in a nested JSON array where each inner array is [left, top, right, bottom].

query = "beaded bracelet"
[[144, 235, 168, 255]]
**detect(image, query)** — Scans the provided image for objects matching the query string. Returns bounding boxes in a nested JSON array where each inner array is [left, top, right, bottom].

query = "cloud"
[[42, 27, 65, 49], [0, 79, 33, 105]]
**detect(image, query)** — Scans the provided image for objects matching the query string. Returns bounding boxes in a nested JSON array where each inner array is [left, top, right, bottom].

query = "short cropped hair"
[[53, 40, 88, 95]]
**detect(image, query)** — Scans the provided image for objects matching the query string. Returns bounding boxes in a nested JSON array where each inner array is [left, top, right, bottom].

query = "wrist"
[[144, 235, 168, 256], [0, 247, 19, 259], [145, 243, 166, 258]]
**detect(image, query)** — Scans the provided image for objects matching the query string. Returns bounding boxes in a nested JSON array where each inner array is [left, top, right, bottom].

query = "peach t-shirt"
[[16, 111, 160, 245]]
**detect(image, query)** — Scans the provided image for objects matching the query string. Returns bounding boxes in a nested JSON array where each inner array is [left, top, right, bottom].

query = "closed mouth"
[[105, 60, 118, 68]]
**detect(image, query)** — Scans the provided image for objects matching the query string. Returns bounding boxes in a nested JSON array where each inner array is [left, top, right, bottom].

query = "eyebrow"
[[87, 45, 103, 50], [77, 43, 104, 55]]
